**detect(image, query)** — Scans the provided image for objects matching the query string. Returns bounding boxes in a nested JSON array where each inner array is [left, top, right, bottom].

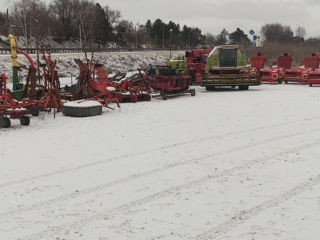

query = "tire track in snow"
[[19, 139, 320, 240], [193, 175, 320, 240], [1, 127, 320, 219], [0, 116, 318, 189], [1, 126, 320, 219]]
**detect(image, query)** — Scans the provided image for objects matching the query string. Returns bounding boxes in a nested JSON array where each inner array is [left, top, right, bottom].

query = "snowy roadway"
[[1, 84, 320, 240]]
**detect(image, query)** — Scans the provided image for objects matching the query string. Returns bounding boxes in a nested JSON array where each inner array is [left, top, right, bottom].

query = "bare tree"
[[295, 26, 306, 39], [104, 5, 121, 28], [50, 0, 80, 40], [205, 33, 216, 47], [261, 23, 294, 43], [10, 0, 38, 47], [77, 0, 96, 47]]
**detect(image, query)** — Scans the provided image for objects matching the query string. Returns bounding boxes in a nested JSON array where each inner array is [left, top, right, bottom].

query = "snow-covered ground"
[[0, 50, 184, 81], [1, 84, 320, 240]]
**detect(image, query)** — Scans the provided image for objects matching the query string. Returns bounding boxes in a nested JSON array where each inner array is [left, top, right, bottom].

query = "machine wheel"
[[162, 94, 167, 100], [278, 79, 283, 84], [239, 85, 249, 90], [285, 81, 288, 84], [2, 117, 11, 128], [31, 109, 40, 117], [309, 84, 312, 87], [205, 86, 215, 91], [190, 89, 196, 96], [20, 116, 30, 126]]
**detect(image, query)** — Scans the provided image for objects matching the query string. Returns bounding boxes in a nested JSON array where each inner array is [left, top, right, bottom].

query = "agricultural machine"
[[261, 54, 292, 84], [284, 54, 320, 84], [0, 73, 31, 128], [307, 67, 320, 86], [184, 49, 212, 83], [110, 71, 151, 102], [1, 34, 63, 127], [146, 65, 195, 100], [62, 59, 151, 107], [167, 49, 212, 84], [201, 45, 262, 90], [241, 53, 266, 78], [8, 34, 62, 112]]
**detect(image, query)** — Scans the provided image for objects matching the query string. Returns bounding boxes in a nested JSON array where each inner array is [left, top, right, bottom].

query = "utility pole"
[[6, 9, 9, 34], [79, 24, 82, 49], [169, 29, 173, 59], [135, 25, 138, 49], [34, 4, 41, 85], [162, 28, 165, 49]]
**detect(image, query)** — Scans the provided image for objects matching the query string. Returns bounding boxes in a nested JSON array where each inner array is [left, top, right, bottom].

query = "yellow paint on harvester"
[[8, 34, 18, 67]]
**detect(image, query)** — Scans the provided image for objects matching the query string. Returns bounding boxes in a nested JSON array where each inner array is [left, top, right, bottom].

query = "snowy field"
[[1, 84, 320, 240]]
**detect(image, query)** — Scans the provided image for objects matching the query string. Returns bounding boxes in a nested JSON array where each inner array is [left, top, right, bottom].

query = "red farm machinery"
[[1, 34, 62, 127], [284, 54, 320, 84], [307, 64, 320, 86], [261, 54, 293, 84], [0, 73, 31, 128], [62, 58, 151, 108], [146, 65, 195, 100], [185, 49, 212, 83]]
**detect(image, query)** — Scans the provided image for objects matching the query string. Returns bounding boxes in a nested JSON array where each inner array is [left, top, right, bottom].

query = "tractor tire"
[[309, 84, 312, 87], [2, 117, 11, 128], [285, 81, 288, 84], [190, 89, 196, 96], [278, 79, 282, 84], [239, 85, 249, 90], [20, 116, 30, 126], [31, 109, 40, 117]]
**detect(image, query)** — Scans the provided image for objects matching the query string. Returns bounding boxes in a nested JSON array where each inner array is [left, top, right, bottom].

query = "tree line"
[[0, 0, 318, 49], [0, 0, 208, 48]]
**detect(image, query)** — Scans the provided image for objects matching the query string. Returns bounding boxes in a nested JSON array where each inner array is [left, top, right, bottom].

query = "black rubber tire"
[[285, 81, 288, 84], [162, 94, 167, 100], [278, 80, 282, 84], [20, 116, 30, 126], [2, 117, 11, 128], [309, 84, 312, 87], [31, 109, 40, 117], [239, 85, 249, 90], [190, 89, 196, 96]]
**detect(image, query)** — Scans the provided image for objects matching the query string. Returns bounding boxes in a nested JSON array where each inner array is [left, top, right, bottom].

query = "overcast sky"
[[2, 0, 320, 38]]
